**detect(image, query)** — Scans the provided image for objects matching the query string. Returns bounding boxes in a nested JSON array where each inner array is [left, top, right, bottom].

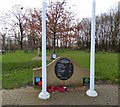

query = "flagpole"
[[86, 0, 98, 97], [39, 0, 50, 100]]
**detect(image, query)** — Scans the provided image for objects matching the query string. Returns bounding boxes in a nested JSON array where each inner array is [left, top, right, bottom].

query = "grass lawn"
[[58, 50, 118, 83], [2, 50, 118, 89], [2, 51, 42, 89]]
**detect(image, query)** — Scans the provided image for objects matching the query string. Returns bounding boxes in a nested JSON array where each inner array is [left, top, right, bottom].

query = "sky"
[[0, 0, 119, 20]]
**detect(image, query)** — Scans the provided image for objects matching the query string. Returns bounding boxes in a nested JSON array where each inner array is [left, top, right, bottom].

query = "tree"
[[46, 0, 75, 52], [9, 5, 26, 50], [77, 18, 91, 50], [0, 15, 8, 49], [24, 8, 42, 50]]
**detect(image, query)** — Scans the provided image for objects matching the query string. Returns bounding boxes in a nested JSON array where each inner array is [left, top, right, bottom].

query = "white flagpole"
[[86, 0, 98, 97], [39, 0, 50, 100]]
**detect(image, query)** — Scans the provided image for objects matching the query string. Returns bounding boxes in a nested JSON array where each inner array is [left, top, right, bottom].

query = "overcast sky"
[[0, 0, 119, 20]]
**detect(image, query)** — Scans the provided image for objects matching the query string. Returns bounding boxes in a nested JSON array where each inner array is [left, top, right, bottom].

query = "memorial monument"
[[33, 57, 89, 86], [38, 0, 98, 100]]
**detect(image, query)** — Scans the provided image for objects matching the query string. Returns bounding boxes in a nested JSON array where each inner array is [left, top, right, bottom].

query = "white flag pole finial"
[[39, 0, 50, 100], [86, 0, 98, 97]]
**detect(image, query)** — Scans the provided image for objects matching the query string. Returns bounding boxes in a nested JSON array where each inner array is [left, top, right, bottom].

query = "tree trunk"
[[20, 41, 23, 50], [53, 32, 56, 53], [20, 21, 23, 50]]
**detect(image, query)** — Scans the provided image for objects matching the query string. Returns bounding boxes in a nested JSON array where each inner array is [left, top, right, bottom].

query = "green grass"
[[57, 50, 118, 83], [2, 51, 42, 89], [2, 50, 118, 89]]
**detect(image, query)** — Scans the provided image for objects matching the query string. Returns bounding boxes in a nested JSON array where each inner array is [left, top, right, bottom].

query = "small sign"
[[35, 77, 42, 85], [55, 58, 74, 80], [83, 77, 90, 86], [51, 53, 58, 60]]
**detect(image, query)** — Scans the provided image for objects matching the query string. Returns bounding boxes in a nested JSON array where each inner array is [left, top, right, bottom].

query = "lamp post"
[[86, 0, 98, 97], [39, 0, 50, 100]]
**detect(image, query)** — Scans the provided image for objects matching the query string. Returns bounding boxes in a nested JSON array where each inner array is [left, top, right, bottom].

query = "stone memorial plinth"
[[33, 57, 89, 86]]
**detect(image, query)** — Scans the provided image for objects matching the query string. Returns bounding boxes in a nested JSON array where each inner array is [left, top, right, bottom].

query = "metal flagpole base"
[[86, 89, 98, 97], [39, 92, 50, 100]]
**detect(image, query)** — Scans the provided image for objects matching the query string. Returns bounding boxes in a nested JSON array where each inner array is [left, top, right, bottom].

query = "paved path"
[[1, 84, 119, 106]]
